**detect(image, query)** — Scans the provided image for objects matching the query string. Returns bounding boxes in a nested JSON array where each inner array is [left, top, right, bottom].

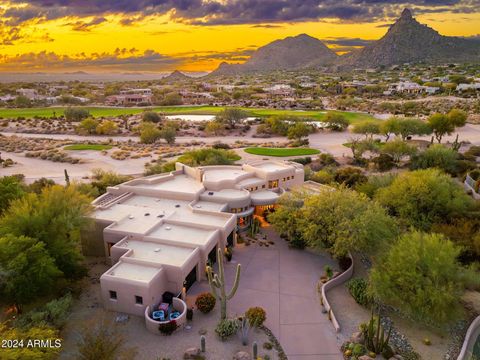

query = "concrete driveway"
[[189, 227, 343, 360]]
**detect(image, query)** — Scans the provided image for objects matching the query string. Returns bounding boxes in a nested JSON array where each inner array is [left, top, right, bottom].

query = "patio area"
[[187, 227, 343, 360]]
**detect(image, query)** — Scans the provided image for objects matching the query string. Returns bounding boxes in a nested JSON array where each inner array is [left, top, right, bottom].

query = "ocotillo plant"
[[207, 247, 241, 320]]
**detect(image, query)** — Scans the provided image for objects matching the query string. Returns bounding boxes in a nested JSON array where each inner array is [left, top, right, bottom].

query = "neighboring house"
[[180, 90, 214, 104], [85, 160, 304, 317], [388, 81, 439, 95], [16, 88, 40, 100], [263, 84, 295, 96], [106, 94, 152, 106], [456, 83, 480, 92]]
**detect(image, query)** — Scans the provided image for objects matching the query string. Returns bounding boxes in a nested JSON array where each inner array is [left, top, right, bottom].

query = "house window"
[[287, 176, 290, 180], [292, 175, 295, 179], [135, 295, 143, 305], [262, 185, 266, 189], [109, 290, 117, 300]]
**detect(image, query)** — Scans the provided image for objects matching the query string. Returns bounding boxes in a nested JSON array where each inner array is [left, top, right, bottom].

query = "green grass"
[[64, 144, 113, 151], [0, 105, 377, 124], [244, 147, 320, 157]]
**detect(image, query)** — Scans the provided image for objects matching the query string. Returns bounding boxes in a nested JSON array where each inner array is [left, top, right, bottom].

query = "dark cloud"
[[3, 0, 479, 26], [66, 17, 107, 32]]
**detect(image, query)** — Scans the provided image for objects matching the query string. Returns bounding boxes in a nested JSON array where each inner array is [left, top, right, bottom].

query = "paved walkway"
[[189, 228, 343, 360]]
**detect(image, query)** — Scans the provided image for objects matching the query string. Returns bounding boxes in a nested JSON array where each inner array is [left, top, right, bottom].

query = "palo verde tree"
[[427, 108, 467, 143], [299, 187, 398, 258], [215, 108, 249, 129], [375, 168, 474, 230], [369, 231, 473, 326]]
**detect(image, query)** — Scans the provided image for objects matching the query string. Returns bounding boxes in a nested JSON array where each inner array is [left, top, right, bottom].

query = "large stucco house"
[[84, 160, 304, 317]]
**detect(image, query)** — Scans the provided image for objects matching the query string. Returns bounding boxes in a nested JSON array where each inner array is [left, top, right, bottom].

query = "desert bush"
[[215, 318, 239, 340], [245, 307, 266, 327], [195, 292, 216, 314], [346, 278, 370, 306]]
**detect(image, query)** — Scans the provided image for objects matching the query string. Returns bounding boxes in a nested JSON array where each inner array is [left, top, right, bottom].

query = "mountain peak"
[[399, 8, 413, 21]]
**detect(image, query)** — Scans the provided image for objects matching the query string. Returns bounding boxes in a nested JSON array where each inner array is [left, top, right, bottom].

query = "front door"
[[184, 265, 197, 291]]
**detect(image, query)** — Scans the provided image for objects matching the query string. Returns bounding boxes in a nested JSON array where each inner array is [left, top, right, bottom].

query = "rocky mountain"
[[163, 70, 191, 82], [210, 34, 337, 75], [340, 9, 480, 68]]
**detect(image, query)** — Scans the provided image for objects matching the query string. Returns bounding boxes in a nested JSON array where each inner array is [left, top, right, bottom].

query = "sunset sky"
[[0, 0, 479, 73]]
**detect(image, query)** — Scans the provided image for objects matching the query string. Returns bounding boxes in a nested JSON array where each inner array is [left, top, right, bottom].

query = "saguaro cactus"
[[207, 247, 241, 320]]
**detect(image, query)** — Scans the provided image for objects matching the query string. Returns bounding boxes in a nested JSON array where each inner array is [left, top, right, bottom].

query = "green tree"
[[380, 117, 400, 141], [139, 121, 162, 144], [287, 122, 311, 141], [159, 125, 176, 145], [266, 116, 290, 136], [410, 144, 458, 174], [0, 185, 93, 279], [96, 120, 119, 135], [215, 108, 249, 129], [427, 109, 466, 143], [268, 191, 306, 248], [64, 107, 90, 122], [0, 175, 25, 214], [381, 139, 417, 164], [323, 112, 349, 131], [395, 118, 431, 141], [375, 168, 474, 230], [142, 111, 163, 123], [90, 169, 132, 195], [76, 118, 99, 135], [205, 120, 225, 135], [299, 188, 398, 257], [14, 95, 31, 108], [0, 234, 61, 304], [369, 231, 467, 325], [352, 121, 380, 139], [177, 148, 240, 167]]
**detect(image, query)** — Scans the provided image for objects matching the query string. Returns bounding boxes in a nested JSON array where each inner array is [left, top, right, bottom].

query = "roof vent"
[[128, 215, 134, 219], [157, 214, 164, 218], [154, 248, 161, 252], [196, 205, 202, 208], [208, 192, 214, 195], [175, 204, 180, 208], [165, 226, 172, 230], [144, 213, 150, 216]]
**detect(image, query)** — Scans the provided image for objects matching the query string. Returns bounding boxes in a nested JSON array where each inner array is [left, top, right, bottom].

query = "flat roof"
[[168, 210, 231, 227], [119, 240, 195, 267], [250, 190, 280, 202], [203, 188, 248, 200], [148, 223, 217, 247], [120, 196, 191, 213], [202, 168, 248, 182], [237, 177, 265, 187], [192, 201, 227, 212], [253, 162, 290, 172], [140, 174, 204, 194], [108, 262, 160, 282]]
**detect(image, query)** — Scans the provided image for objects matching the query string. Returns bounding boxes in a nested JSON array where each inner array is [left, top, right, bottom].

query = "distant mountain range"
[[210, 8, 480, 75]]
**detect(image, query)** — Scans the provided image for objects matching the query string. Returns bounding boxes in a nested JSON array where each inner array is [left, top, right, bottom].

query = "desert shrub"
[[212, 142, 231, 150], [291, 156, 312, 165], [310, 169, 334, 184], [373, 153, 395, 171], [16, 294, 73, 329], [352, 343, 366, 357], [158, 320, 178, 335], [215, 318, 239, 340], [245, 307, 266, 327], [142, 111, 162, 123], [346, 278, 370, 306], [195, 292, 216, 313], [334, 167, 367, 187]]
